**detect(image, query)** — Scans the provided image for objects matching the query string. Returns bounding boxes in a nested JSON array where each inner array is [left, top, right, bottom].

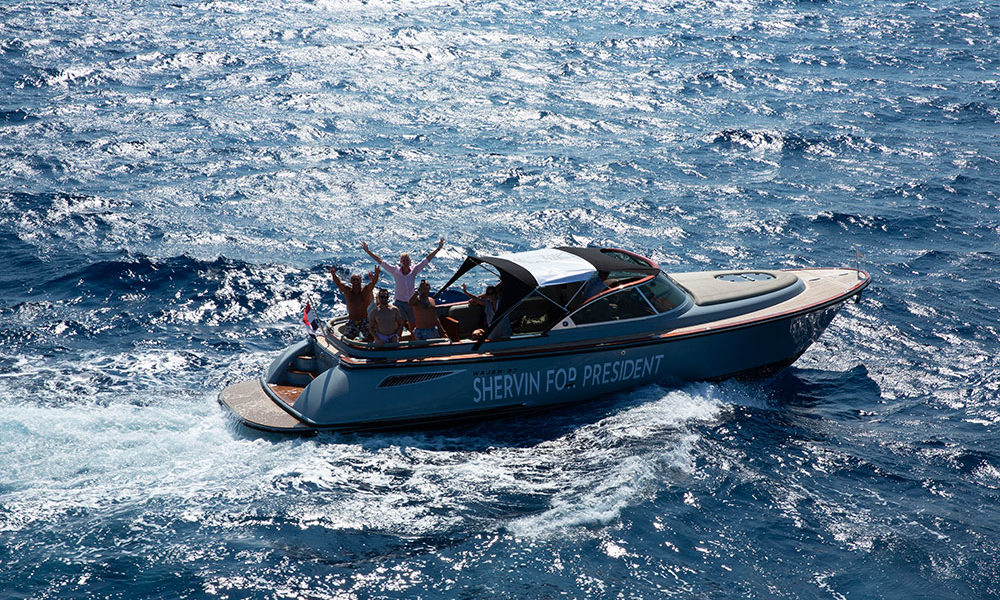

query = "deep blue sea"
[[2, 0, 999, 597]]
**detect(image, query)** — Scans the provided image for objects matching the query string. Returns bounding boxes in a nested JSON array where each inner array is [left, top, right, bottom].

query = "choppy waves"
[[3, 0, 1000, 597]]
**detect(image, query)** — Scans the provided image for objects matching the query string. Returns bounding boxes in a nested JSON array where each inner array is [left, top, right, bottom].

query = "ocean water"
[[1, 0, 998, 597]]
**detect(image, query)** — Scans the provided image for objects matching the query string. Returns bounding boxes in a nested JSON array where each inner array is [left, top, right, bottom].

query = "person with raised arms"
[[329, 265, 380, 340], [361, 237, 444, 332]]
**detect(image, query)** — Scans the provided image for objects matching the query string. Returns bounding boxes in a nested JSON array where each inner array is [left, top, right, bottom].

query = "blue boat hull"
[[258, 303, 840, 431], [219, 266, 868, 433]]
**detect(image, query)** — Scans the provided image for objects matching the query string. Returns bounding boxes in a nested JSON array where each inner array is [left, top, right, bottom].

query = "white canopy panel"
[[495, 248, 596, 287]]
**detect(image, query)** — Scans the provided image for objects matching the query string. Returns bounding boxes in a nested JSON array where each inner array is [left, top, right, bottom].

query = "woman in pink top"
[[361, 237, 444, 331]]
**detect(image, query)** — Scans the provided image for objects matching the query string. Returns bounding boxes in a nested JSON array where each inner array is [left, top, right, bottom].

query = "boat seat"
[[446, 303, 485, 339], [671, 270, 799, 306], [509, 295, 560, 333]]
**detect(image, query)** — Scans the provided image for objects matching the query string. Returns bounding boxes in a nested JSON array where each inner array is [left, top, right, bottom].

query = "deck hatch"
[[378, 372, 455, 388], [715, 272, 776, 282]]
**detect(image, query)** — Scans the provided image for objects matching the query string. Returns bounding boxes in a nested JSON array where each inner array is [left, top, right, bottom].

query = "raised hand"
[[361, 241, 382, 264]]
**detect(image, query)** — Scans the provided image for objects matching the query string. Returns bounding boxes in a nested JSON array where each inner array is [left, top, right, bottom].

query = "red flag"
[[303, 302, 317, 334]]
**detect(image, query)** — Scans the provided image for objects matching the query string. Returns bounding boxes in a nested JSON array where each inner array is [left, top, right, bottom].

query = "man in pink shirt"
[[361, 237, 445, 332]]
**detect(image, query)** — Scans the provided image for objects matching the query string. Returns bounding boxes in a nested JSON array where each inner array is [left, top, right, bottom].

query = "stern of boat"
[[219, 379, 316, 433], [218, 337, 332, 433]]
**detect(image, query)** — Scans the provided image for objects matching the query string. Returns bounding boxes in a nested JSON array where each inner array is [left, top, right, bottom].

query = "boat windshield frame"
[[433, 247, 662, 349], [563, 272, 690, 329]]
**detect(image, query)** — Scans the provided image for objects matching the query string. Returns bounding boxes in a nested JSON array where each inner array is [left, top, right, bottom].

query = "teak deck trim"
[[219, 380, 311, 432]]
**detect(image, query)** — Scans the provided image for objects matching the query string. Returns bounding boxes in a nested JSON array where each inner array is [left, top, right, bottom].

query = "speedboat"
[[220, 247, 870, 433]]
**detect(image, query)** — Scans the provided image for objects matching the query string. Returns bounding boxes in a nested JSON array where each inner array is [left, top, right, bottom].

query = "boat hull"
[[220, 299, 846, 433]]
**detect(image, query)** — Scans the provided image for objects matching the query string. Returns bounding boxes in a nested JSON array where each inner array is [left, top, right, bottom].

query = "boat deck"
[[671, 269, 799, 305], [268, 384, 304, 406], [665, 268, 866, 337], [219, 380, 313, 433]]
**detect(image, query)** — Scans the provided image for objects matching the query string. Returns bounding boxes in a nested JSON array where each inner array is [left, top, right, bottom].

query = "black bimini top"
[[557, 247, 660, 276], [438, 247, 660, 318]]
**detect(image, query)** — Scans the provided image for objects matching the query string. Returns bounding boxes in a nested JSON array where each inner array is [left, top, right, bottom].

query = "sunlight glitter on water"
[[3, 0, 1000, 595]]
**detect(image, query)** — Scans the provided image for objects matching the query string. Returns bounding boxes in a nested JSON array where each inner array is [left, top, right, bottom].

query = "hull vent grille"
[[378, 372, 454, 388]]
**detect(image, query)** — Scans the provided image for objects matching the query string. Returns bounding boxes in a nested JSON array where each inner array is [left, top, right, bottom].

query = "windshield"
[[638, 273, 688, 312], [570, 287, 657, 325]]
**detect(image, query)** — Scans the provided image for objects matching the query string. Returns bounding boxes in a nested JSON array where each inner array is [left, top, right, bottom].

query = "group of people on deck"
[[327, 238, 506, 346]]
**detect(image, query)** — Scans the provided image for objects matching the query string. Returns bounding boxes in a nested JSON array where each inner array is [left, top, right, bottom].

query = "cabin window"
[[603, 270, 646, 288], [568, 275, 608, 311], [537, 281, 585, 308], [638, 273, 688, 312], [571, 287, 656, 325], [508, 291, 566, 334]]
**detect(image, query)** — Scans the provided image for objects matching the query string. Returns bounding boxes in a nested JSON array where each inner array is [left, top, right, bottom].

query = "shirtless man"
[[409, 279, 445, 341], [368, 288, 403, 346], [361, 237, 444, 332], [329, 265, 380, 340]]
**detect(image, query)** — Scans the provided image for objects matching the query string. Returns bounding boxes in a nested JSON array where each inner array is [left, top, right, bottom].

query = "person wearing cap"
[[409, 279, 446, 341], [369, 288, 404, 346], [463, 283, 512, 341], [329, 265, 380, 340], [361, 238, 444, 332]]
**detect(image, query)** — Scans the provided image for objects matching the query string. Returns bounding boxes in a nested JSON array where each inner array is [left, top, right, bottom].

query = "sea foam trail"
[[1, 382, 727, 543], [509, 384, 725, 538]]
